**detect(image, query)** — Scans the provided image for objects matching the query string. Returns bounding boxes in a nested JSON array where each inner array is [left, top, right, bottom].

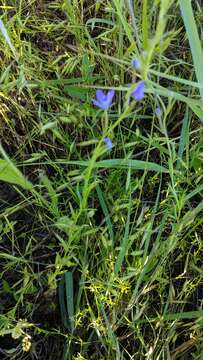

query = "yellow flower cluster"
[[22, 335, 31, 352]]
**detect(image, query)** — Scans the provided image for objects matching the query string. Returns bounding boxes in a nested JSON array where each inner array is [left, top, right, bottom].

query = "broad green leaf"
[[64, 85, 89, 100], [0, 159, 33, 190]]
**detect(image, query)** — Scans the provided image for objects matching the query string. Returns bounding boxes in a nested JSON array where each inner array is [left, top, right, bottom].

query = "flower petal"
[[92, 99, 108, 110], [100, 103, 109, 110], [104, 137, 113, 150], [93, 89, 115, 110], [131, 81, 145, 101], [92, 99, 102, 107], [96, 89, 106, 101], [131, 58, 141, 70], [106, 90, 115, 104], [155, 106, 161, 116]]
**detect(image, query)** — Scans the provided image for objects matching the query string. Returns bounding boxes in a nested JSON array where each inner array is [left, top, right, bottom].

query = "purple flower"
[[131, 81, 145, 101], [104, 137, 113, 150], [92, 89, 115, 110], [155, 106, 161, 116], [131, 58, 141, 70]]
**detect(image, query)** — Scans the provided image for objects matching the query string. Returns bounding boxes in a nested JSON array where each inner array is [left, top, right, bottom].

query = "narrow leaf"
[[65, 271, 74, 332], [114, 193, 131, 274], [0, 20, 18, 60], [58, 277, 69, 329], [176, 106, 190, 170], [56, 158, 168, 173], [96, 184, 114, 246], [179, 0, 203, 100]]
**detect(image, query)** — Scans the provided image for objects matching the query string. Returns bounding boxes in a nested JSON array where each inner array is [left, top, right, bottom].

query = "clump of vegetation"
[[0, 1, 202, 359]]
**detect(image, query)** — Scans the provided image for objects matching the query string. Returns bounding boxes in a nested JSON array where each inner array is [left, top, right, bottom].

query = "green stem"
[[80, 105, 133, 213]]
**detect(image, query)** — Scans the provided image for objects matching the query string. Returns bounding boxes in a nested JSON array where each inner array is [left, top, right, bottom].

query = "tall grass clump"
[[0, 0, 202, 359]]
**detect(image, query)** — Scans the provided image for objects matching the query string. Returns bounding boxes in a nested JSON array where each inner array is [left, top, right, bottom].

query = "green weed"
[[0, 1, 202, 359]]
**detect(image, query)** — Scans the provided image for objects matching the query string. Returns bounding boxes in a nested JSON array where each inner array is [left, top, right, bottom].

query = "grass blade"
[[142, 0, 148, 49], [185, 184, 203, 202], [112, 0, 137, 49], [55, 158, 168, 173], [126, 0, 141, 48], [0, 159, 32, 190], [96, 184, 114, 246], [114, 192, 131, 274], [0, 20, 18, 61], [135, 310, 203, 323], [179, 0, 203, 100], [176, 106, 190, 170], [143, 174, 162, 258], [65, 271, 74, 332], [58, 276, 69, 329], [27, 76, 100, 88], [0, 143, 33, 191]]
